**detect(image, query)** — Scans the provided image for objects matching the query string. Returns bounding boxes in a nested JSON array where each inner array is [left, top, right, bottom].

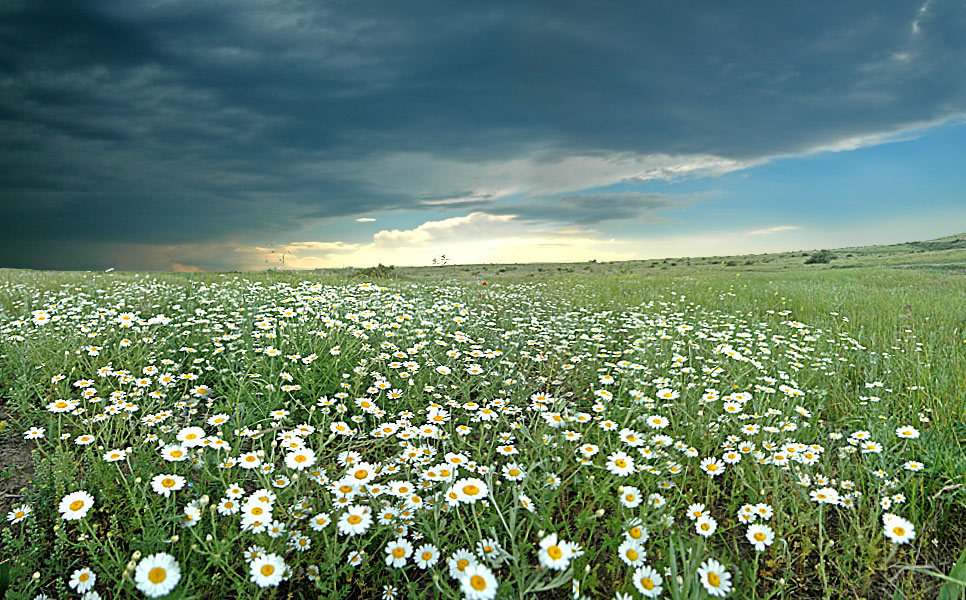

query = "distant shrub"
[[356, 264, 396, 278], [805, 250, 836, 264], [726, 260, 738, 266]]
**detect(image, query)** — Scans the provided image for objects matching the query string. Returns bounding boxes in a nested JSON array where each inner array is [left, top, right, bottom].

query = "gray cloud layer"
[[1, 0, 965, 268]]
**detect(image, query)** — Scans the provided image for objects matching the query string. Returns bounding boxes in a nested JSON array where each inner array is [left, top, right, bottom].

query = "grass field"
[[1, 235, 965, 600]]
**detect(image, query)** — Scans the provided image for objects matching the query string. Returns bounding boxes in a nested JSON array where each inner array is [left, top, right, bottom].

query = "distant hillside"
[[338, 231, 966, 280]]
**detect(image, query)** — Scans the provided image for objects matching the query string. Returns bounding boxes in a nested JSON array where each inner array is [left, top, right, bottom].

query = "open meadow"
[[1, 245, 965, 600]]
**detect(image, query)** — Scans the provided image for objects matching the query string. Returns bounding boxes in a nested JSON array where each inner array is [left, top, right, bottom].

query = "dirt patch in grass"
[[0, 404, 36, 517]]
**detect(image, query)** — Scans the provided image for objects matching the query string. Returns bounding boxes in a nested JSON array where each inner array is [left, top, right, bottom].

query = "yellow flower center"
[[149, 567, 167, 584], [471, 575, 487, 590], [457, 559, 469, 571], [708, 572, 721, 587], [14, 511, 24, 519], [463, 484, 479, 496], [348, 515, 362, 525], [392, 547, 406, 558], [295, 455, 307, 463], [641, 577, 654, 590], [421, 552, 433, 561], [626, 549, 639, 561], [79, 573, 89, 582], [186, 433, 196, 440], [615, 459, 627, 468], [171, 451, 184, 458], [893, 526, 905, 536], [354, 469, 368, 480], [629, 527, 642, 539], [547, 545, 563, 560], [69, 500, 84, 511], [754, 532, 766, 542], [260, 564, 275, 577], [251, 507, 263, 515]]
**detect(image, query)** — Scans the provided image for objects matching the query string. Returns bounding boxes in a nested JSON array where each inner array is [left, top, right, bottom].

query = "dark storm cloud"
[[1, 0, 964, 268], [479, 193, 689, 225]]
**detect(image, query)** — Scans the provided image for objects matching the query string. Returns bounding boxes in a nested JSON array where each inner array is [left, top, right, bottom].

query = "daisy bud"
[[199, 495, 209, 506], [328, 433, 336, 441], [205, 534, 213, 542], [132, 551, 142, 560], [134, 477, 142, 484], [32, 572, 40, 581], [126, 561, 137, 573], [170, 535, 179, 543], [595, 509, 605, 517]]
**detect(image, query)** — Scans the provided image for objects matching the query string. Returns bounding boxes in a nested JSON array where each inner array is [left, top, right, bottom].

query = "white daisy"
[[134, 553, 181, 598], [698, 558, 732, 597], [249, 553, 286, 588], [59, 491, 94, 520]]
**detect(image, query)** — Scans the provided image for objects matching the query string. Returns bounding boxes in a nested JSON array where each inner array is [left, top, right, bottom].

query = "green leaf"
[[938, 546, 966, 600]]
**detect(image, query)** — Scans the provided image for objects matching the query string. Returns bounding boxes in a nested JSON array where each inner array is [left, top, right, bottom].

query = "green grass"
[[0, 244, 964, 599]]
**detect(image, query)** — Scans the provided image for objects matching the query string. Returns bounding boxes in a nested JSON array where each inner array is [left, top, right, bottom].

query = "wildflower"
[[134, 553, 181, 597], [450, 477, 488, 505], [754, 503, 774, 520], [619, 486, 643, 508], [384, 538, 413, 568], [448, 549, 479, 579], [337, 506, 372, 536], [7, 504, 32, 524], [700, 457, 725, 476], [606, 451, 635, 477], [161, 445, 190, 462], [746, 523, 775, 551], [414, 543, 440, 569], [895, 426, 920, 439], [633, 564, 664, 597], [697, 558, 733, 597], [59, 491, 94, 520], [476, 538, 502, 562], [249, 553, 286, 588], [23, 427, 45, 439], [882, 514, 916, 545], [695, 515, 718, 537], [284, 447, 316, 470], [537, 533, 573, 571], [69, 567, 96, 593], [459, 563, 498, 600], [177, 427, 207, 447], [618, 539, 646, 566], [104, 449, 127, 462], [686, 503, 707, 521], [809, 487, 840, 505], [151, 474, 186, 498]]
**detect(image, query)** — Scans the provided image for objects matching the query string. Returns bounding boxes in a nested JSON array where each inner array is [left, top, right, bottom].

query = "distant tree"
[[805, 250, 836, 264]]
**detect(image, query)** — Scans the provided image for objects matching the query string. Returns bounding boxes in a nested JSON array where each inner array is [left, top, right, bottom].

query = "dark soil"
[[0, 404, 36, 518]]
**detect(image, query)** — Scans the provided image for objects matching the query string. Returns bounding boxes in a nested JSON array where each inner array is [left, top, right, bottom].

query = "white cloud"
[[747, 225, 801, 235], [355, 217, 376, 222], [311, 149, 753, 210], [372, 213, 516, 247]]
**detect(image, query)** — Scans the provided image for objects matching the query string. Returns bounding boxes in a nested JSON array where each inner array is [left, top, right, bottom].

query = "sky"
[[1, 0, 965, 271]]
